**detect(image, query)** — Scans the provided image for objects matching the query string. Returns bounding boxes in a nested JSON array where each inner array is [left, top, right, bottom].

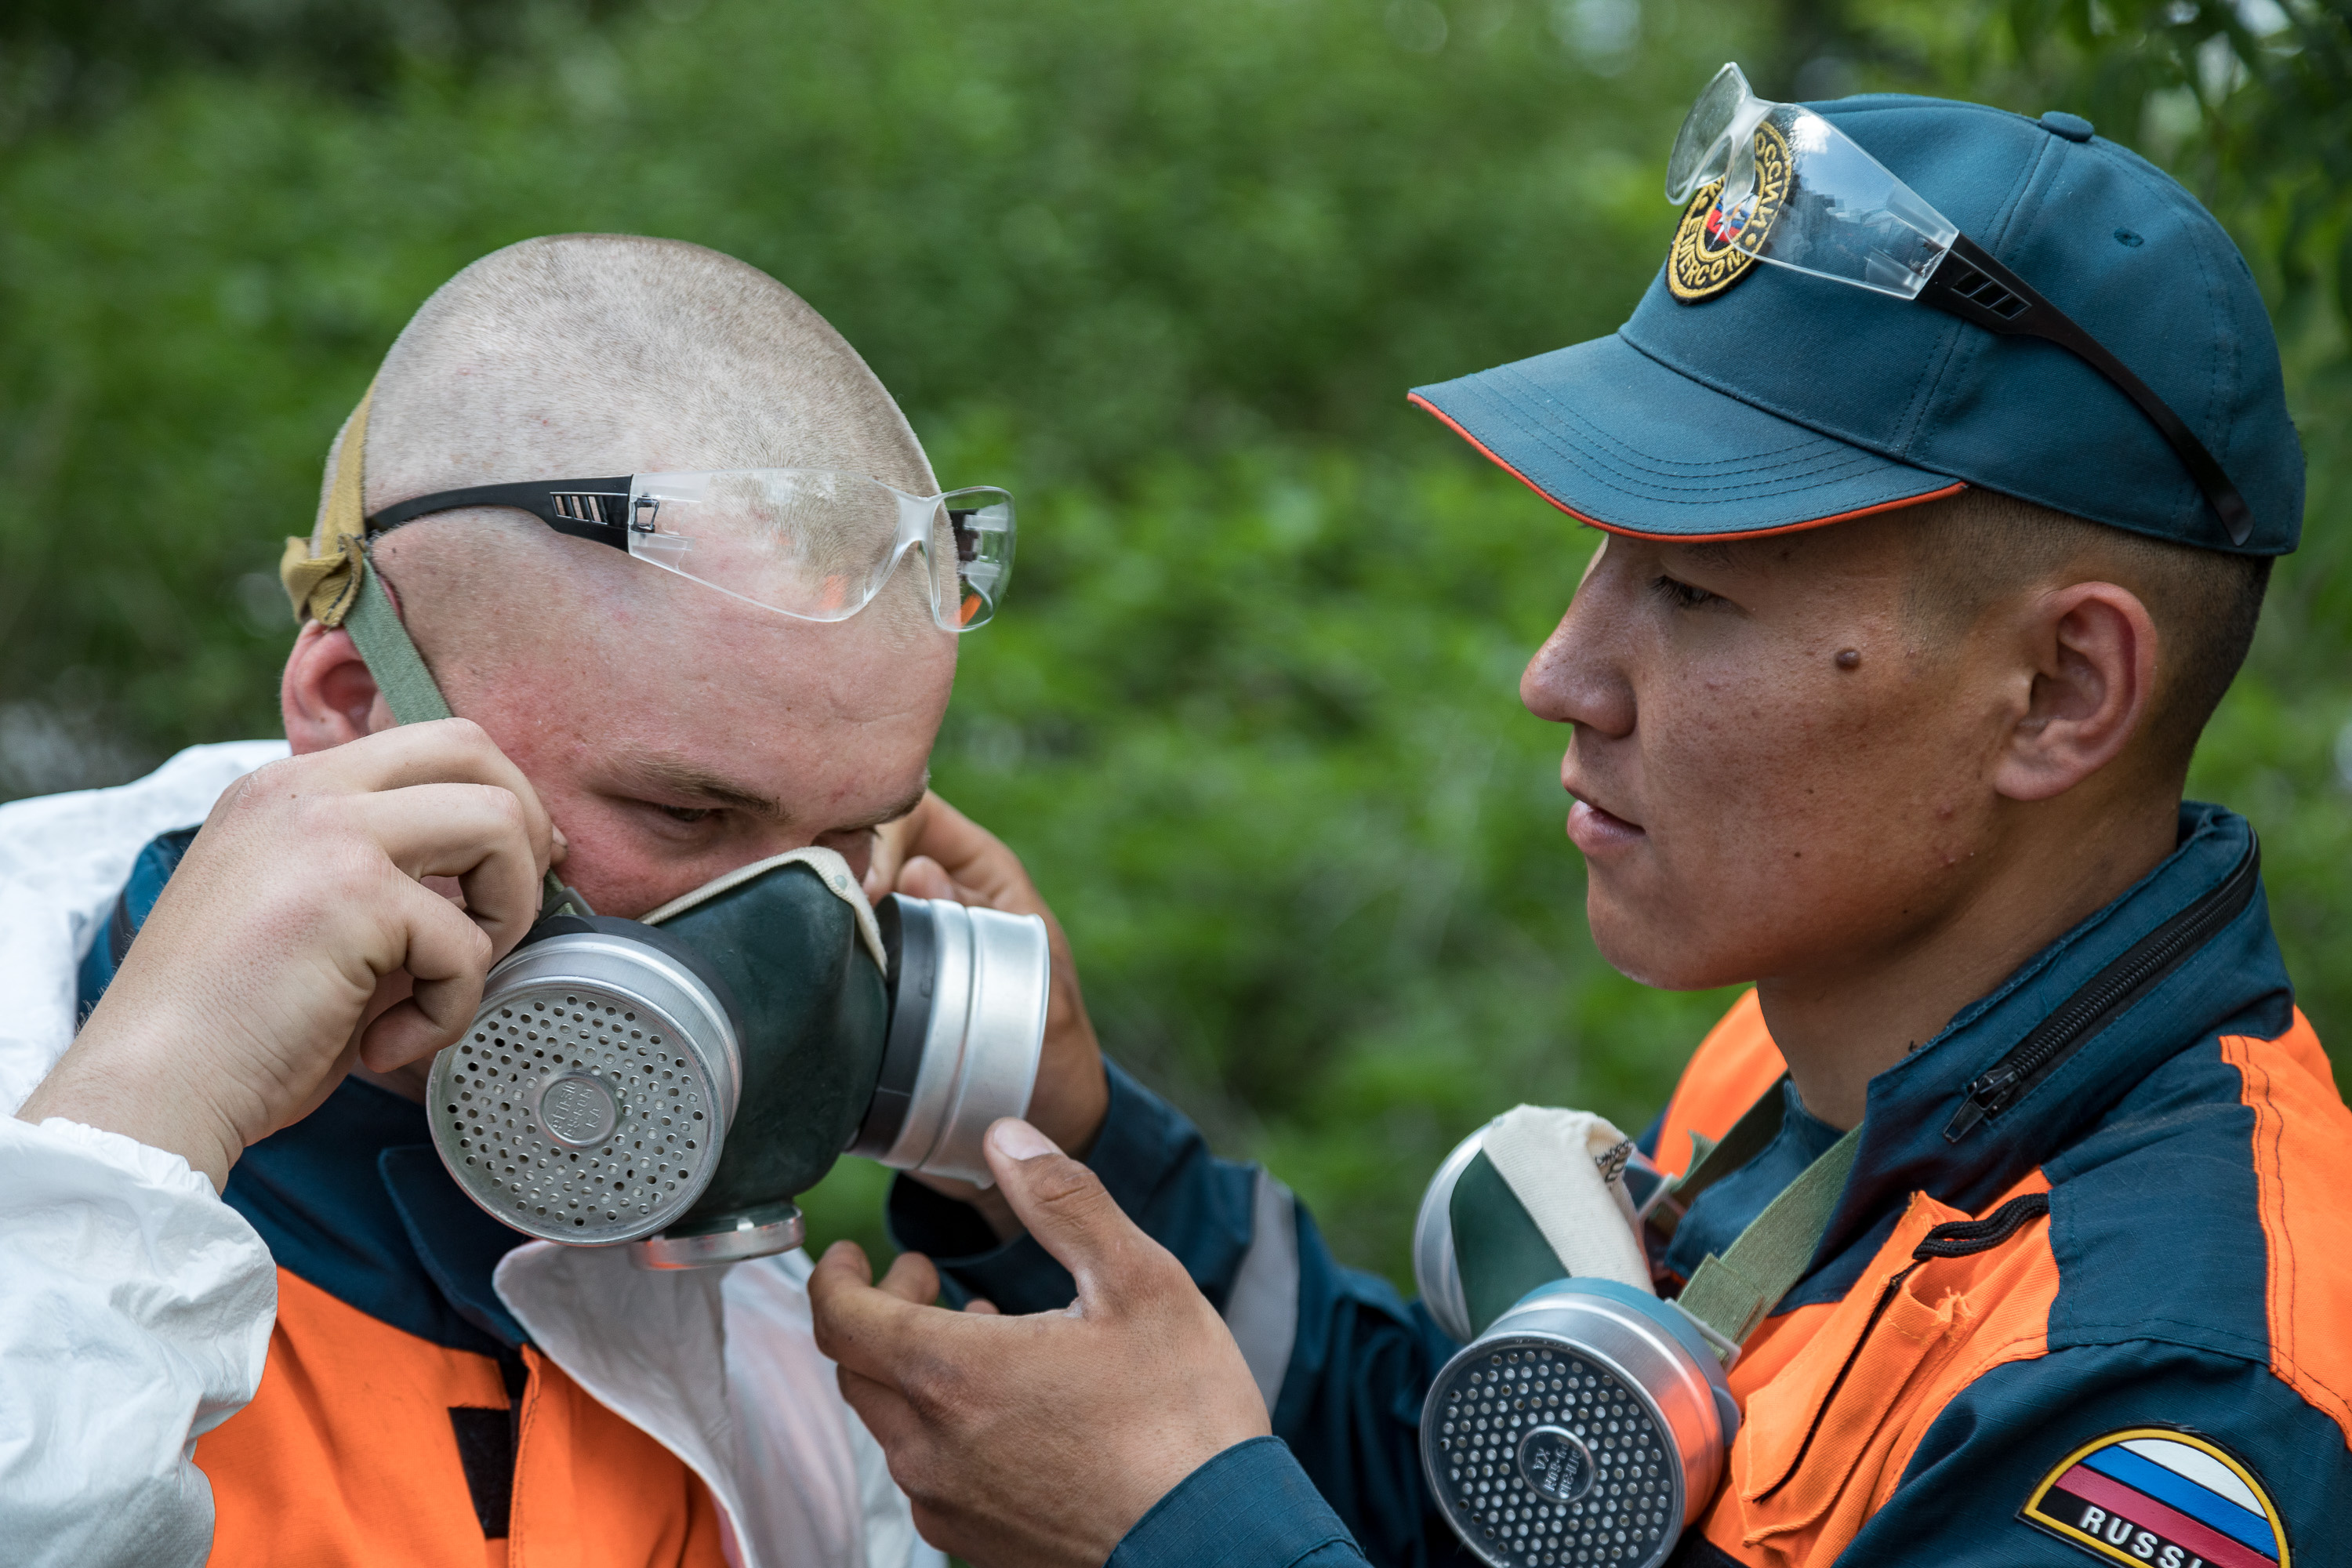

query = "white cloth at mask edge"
[[643, 844, 890, 973], [1478, 1105, 1654, 1294], [0, 740, 938, 1568]]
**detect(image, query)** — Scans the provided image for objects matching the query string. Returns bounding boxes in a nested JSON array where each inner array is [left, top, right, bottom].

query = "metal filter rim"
[[631, 1203, 807, 1269], [427, 931, 743, 1246], [1421, 1321, 1698, 1568]]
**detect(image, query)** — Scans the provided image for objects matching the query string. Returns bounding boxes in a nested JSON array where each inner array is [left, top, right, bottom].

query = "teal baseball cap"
[[1411, 84, 2303, 555]]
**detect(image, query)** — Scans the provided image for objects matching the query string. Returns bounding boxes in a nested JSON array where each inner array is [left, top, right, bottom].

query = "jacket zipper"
[[1944, 835, 2260, 1142]]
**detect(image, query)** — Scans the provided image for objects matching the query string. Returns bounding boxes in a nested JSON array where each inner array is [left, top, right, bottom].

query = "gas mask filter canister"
[[1411, 1105, 1820, 1568], [425, 848, 1050, 1269]]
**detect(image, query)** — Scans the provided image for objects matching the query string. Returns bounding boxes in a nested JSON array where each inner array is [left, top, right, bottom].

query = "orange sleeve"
[[2227, 1009, 2352, 1450]]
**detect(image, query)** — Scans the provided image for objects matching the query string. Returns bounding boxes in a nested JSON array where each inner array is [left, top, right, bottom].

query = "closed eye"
[[1651, 574, 1719, 611], [656, 805, 716, 825]]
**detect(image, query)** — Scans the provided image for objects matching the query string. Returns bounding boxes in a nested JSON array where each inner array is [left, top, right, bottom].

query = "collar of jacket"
[[1697, 801, 2288, 1301], [225, 1079, 533, 1353]]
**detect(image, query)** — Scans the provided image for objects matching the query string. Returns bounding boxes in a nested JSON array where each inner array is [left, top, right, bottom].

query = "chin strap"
[[347, 551, 583, 920], [281, 382, 451, 727], [280, 383, 378, 628]]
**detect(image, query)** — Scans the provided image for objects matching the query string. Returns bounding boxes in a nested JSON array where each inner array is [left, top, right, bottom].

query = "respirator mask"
[[1411, 1097, 1857, 1568], [423, 849, 1049, 1269]]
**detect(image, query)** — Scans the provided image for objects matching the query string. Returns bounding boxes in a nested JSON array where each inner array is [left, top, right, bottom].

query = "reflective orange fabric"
[[1653, 989, 1786, 1180], [1693, 1175, 2060, 1567], [195, 1269, 728, 1567], [2224, 1011, 2352, 1449]]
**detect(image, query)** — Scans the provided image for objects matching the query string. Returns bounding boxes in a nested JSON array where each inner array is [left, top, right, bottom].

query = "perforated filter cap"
[[1422, 1282, 1732, 1568], [1426, 1341, 1681, 1567], [426, 931, 741, 1245]]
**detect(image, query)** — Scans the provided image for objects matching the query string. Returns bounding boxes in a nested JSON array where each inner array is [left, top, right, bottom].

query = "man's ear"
[[281, 621, 394, 754], [1991, 582, 2159, 803]]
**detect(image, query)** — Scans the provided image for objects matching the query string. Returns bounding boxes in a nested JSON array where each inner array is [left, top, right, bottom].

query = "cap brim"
[[1410, 334, 1964, 539]]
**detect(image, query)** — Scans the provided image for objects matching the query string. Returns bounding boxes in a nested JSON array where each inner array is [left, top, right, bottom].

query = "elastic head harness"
[[276, 387, 452, 728]]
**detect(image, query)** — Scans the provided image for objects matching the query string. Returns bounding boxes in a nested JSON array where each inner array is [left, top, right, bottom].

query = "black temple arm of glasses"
[[1918, 235, 2252, 546], [365, 477, 639, 550], [947, 508, 982, 564]]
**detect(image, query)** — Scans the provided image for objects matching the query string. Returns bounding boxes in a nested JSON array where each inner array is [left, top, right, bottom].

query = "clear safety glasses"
[[1664, 64, 2251, 543], [367, 469, 1014, 632]]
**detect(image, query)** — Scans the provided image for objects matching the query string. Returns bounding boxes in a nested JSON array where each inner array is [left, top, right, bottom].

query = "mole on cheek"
[[1835, 648, 1862, 671]]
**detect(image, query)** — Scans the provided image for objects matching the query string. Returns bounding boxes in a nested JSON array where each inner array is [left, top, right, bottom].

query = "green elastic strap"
[[343, 557, 453, 725], [1675, 1121, 1862, 1350], [343, 555, 583, 920]]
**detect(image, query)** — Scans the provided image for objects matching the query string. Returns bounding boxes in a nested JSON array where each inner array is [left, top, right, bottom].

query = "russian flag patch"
[[2023, 1428, 2288, 1568]]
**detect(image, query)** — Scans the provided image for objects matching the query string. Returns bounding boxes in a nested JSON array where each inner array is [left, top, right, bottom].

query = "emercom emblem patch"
[[1665, 120, 1791, 303], [2022, 1427, 2288, 1568]]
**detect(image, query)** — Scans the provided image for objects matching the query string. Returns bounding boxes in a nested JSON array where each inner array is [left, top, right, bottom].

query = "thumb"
[[862, 797, 927, 903], [985, 1119, 1169, 1311], [895, 854, 978, 906]]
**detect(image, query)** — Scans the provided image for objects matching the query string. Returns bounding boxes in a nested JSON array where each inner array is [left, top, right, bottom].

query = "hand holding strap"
[[272, 383, 583, 921]]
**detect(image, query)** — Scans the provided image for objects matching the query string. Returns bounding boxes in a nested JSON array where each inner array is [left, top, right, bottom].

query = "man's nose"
[[1519, 539, 1635, 737]]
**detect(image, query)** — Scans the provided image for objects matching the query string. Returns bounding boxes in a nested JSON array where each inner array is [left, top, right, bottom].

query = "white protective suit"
[[0, 741, 941, 1568]]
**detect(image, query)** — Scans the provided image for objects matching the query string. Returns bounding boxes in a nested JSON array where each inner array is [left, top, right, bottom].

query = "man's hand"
[[810, 1119, 1271, 1568], [18, 719, 555, 1189], [866, 790, 1108, 1164]]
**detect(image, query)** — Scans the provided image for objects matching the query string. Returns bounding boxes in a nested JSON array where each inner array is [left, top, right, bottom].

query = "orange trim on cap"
[[1404, 391, 1968, 540]]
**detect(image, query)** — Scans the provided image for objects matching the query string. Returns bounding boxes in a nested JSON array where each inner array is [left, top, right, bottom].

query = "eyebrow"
[[849, 776, 934, 831], [619, 753, 931, 832]]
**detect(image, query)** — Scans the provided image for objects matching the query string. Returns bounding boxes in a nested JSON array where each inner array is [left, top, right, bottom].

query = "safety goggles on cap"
[[367, 469, 1014, 633], [1665, 64, 2252, 545]]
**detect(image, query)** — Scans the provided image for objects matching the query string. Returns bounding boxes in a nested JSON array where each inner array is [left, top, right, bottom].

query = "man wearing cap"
[[807, 80, 2352, 1566], [0, 234, 1108, 1567]]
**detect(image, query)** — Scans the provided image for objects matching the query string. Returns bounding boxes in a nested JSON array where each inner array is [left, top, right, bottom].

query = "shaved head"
[[283, 234, 960, 927], [317, 232, 934, 524], [309, 233, 942, 644]]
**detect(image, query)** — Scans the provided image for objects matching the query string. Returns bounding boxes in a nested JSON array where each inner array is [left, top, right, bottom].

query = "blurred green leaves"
[[0, 0, 1733, 775], [4, 0, 2349, 1287], [0, 0, 637, 125]]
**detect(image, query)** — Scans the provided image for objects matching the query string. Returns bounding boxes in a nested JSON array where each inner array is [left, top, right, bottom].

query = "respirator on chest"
[[425, 848, 1049, 1269], [1411, 1109, 1737, 1568], [1411, 1098, 1851, 1568]]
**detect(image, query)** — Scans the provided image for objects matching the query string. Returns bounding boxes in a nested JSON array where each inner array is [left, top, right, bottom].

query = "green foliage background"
[[2, 0, 2344, 1286]]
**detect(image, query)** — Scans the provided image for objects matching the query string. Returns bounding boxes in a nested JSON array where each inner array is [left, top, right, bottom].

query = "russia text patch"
[[2022, 1428, 2288, 1568]]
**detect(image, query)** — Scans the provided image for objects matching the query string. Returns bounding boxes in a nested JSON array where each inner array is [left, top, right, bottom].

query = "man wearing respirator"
[[0, 234, 1113, 1567], [805, 81, 2352, 1567]]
